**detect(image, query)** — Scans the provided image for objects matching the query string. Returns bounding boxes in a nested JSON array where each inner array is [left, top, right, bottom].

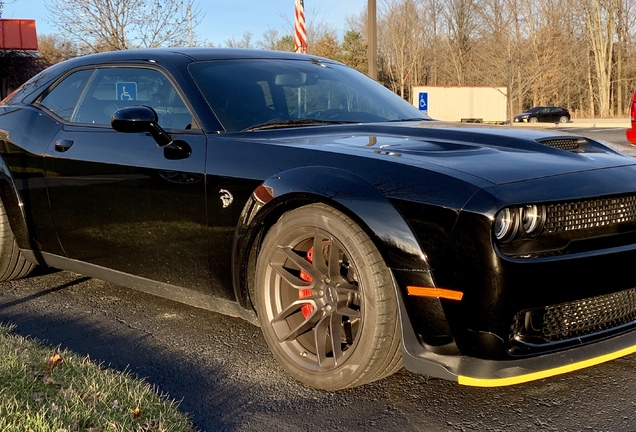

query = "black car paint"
[[2, 48, 636, 384]]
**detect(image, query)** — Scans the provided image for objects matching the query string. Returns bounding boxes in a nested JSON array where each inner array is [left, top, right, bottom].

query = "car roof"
[[57, 48, 339, 68], [527, 106, 566, 111]]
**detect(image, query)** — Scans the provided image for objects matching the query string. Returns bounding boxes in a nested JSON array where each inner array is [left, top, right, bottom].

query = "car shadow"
[[0, 272, 251, 431]]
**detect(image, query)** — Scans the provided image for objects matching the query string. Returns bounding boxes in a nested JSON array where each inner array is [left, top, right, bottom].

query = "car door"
[[547, 107, 558, 122], [39, 66, 216, 294]]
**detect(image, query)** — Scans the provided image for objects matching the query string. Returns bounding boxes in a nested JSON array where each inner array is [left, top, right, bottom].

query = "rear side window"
[[38, 69, 93, 121], [38, 67, 193, 130]]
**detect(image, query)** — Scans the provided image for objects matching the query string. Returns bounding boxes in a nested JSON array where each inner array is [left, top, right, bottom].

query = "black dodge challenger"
[[1, 48, 636, 390]]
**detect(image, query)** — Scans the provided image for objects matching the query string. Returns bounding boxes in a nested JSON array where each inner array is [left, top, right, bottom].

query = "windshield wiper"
[[243, 119, 356, 131], [388, 117, 432, 122]]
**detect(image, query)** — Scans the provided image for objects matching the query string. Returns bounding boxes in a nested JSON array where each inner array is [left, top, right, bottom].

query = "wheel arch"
[[0, 155, 33, 253], [231, 166, 434, 312]]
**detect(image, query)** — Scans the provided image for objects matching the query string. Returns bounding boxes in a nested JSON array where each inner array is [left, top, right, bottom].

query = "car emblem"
[[219, 189, 233, 208]]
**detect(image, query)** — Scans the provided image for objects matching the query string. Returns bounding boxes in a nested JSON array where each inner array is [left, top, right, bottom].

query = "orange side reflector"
[[407, 286, 464, 301]]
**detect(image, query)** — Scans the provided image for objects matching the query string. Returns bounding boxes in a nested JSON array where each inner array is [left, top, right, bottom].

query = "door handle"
[[54, 139, 74, 152]]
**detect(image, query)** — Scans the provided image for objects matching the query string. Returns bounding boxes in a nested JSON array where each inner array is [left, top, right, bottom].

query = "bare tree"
[[515, 1, 574, 108], [416, 0, 444, 86], [378, 0, 424, 98], [45, 0, 203, 52], [225, 32, 254, 49], [471, 0, 518, 118], [577, 0, 620, 117], [619, 0, 636, 115], [258, 29, 295, 52], [441, 0, 477, 85], [610, 0, 636, 116], [231, 28, 297, 51]]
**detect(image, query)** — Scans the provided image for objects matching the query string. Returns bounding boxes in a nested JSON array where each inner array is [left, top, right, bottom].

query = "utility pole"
[[368, 0, 377, 80], [187, 2, 194, 47]]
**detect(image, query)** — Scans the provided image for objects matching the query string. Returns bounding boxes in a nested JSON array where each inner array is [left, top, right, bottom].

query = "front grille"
[[511, 287, 636, 344], [538, 138, 585, 151], [544, 195, 636, 233]]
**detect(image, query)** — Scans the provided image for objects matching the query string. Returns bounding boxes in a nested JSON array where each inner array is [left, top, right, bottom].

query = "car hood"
[[263, 122, 636, 185]]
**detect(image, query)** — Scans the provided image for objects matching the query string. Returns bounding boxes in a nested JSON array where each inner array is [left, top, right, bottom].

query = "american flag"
[[294, 0, 307, 54]]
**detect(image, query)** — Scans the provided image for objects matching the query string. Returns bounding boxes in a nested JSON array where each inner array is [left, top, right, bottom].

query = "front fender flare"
[[233, 166, 435, 308]]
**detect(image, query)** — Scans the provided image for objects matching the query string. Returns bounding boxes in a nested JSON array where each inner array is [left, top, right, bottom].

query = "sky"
[[2, 0, 367, 47]]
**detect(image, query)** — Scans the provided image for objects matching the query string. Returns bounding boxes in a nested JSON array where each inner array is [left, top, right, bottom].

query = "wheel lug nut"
[[317, 290, 324, 296], [325, 305, 333, 312]]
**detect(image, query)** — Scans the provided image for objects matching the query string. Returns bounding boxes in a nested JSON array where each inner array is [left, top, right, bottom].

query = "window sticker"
[[116, 82, 138, 101]]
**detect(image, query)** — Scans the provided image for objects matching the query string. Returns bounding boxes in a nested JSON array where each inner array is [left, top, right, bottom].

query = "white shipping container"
[[412, 86, 507, 123]]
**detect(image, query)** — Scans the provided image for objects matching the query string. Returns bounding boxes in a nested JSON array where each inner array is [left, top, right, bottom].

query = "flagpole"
[[294, 0, 307, 54]]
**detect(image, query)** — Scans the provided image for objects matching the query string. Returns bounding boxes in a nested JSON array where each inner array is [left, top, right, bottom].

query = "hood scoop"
[[537, 137, 588, 152]]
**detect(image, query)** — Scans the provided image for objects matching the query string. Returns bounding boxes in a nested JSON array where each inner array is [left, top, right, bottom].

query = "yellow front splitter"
[[458, 344, 636, 387]]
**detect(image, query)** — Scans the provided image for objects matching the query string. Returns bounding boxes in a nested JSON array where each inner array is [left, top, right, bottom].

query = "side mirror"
[[111, 105, 173, 147]]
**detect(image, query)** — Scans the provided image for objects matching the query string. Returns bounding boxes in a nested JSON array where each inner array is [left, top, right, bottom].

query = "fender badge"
[[219, 189, 234, 208]]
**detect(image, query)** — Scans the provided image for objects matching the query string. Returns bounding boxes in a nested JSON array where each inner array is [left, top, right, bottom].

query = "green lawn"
[[0, 324, 194, 431]]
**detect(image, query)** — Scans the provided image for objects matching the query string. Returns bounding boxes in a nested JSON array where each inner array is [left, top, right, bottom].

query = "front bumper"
[[398, 298, 636, 387]]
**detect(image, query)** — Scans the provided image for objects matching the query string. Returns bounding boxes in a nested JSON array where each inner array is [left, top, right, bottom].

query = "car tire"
[[255, 203, 402, 390], [0, 200, 34, 281], [529, 117, 539, 123], [559, 116, 569, 123]]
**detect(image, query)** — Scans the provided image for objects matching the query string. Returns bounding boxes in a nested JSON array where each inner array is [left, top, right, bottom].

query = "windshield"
[[189, 58, 430, 132]]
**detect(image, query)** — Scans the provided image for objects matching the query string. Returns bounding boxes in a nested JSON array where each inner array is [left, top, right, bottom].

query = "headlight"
[[494, 205, 546, 243], [494, 208, 517, 242], [521, 205, 545, 236]]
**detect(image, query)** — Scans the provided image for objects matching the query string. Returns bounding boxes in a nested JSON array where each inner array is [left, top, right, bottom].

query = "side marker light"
[[407, 286, 463, 301]]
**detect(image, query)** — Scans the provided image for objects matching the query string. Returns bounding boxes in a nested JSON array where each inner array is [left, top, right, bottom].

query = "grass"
[[0, 323, 195, 432]]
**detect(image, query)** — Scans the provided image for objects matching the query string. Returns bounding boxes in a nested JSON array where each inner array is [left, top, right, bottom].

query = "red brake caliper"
[[299, 247, 315, 319]]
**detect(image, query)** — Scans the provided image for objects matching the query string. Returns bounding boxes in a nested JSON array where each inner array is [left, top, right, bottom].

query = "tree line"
[[354, 0, 636, 119], [34, 0, 636, 119]]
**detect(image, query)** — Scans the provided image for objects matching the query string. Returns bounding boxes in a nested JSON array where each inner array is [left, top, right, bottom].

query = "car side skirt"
[[24, 251, 259, 325], [398, 293, 636, 387]]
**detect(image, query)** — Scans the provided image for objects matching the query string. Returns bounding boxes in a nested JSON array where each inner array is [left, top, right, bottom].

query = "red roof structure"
[[0, 19, 37, 50]]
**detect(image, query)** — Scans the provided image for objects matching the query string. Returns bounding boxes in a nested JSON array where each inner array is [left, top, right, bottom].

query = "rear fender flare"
[[0, 155, 32, 252]]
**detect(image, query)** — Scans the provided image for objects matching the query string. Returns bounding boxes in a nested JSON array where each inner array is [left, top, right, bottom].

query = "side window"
[[39, 69, 93, 121], [42, 67, 193, 130]]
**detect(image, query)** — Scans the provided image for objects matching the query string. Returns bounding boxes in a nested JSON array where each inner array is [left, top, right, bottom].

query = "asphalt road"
[[554, 125, 636, 157], [1, 128, 636, 432]]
